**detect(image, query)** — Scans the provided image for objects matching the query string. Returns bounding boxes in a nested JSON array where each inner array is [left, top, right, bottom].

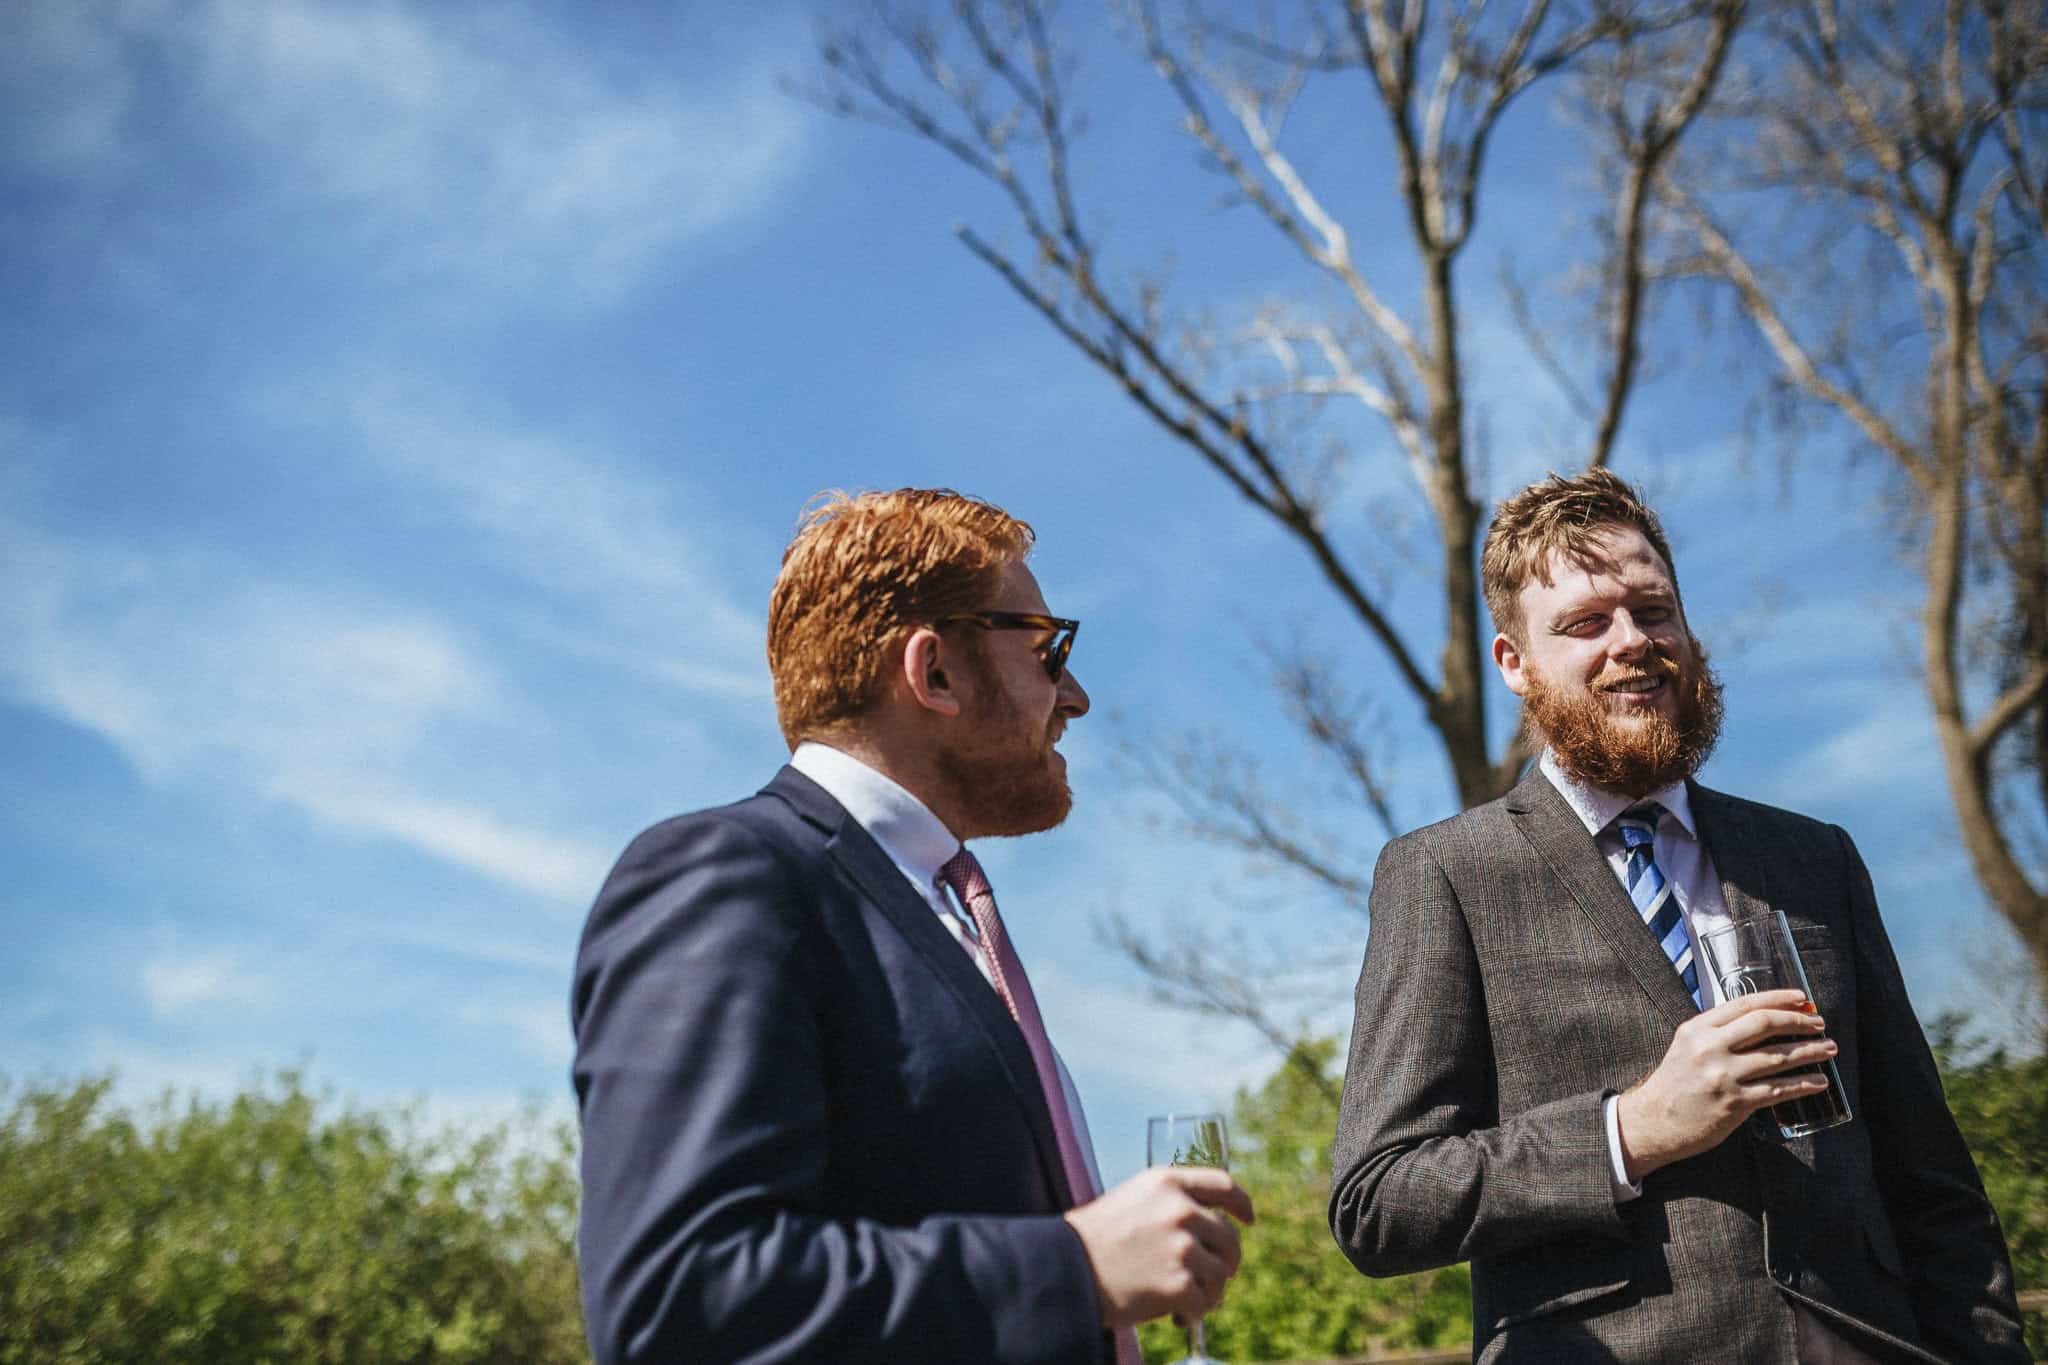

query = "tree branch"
[[1588, 1, 1745, 469], [1672, 186, 1933, 486], [1970, 661, 2048, 761]]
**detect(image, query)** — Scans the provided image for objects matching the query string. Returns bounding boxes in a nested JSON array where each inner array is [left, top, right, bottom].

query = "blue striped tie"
[[1617, 803, 1701, 1009]]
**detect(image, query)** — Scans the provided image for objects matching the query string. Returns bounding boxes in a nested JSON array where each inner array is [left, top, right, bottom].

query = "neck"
[[806, 726, 973, 842]]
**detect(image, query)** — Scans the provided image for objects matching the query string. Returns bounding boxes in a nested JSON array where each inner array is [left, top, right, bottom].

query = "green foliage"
[[1928, 1014, 2048, 1358], [0, 1072, 587, 1365], [1141, 1039, 1472, 1364], [8, 1022, 2041, 1365], [1142, 1016, 2048, 1363]]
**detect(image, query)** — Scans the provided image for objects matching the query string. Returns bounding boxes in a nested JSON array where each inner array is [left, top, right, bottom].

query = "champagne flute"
[[1146, 1113, 1230, 1365]]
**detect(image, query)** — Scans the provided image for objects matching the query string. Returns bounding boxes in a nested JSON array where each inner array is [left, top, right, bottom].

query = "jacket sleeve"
[[1835, 825, 2029, 1362], [1328, 832, 1628, 1276], [570, 813, 1103, 1365]]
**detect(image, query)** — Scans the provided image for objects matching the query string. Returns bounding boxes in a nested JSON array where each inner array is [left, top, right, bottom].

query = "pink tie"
[[938, 847, 1142, 1365]]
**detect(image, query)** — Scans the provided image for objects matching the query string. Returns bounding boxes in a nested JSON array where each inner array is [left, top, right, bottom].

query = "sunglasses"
[[936, 610, 1080, 681]]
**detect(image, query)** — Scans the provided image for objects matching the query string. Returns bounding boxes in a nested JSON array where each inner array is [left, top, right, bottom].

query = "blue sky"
[[1, 0, 2029, 1185]]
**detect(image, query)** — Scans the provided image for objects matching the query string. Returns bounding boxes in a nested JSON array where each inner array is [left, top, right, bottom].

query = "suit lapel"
[[1687, 782, 1776, 923], [762, 767, 1076, 1207], [1505, 767, 1700, 1029]]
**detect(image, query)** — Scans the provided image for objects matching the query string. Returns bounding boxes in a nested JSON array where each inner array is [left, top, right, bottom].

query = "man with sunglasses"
[[572, 488, 1254, 1364]]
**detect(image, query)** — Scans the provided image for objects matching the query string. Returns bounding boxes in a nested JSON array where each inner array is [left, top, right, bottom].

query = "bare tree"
[[809, 0, 1745, 1038], [1666, 0, 2048, 983]]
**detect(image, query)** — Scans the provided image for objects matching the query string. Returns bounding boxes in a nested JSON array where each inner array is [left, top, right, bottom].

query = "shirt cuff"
[[1603, 1093, 1643, 1202]]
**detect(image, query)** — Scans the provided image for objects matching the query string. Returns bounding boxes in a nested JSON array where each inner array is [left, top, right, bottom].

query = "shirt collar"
[[1537, 748, 1696, 841], [790, 741, 961, 887]]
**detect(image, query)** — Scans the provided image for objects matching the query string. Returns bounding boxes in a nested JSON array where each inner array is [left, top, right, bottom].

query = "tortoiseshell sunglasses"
[[936, 611, 1080, 681]]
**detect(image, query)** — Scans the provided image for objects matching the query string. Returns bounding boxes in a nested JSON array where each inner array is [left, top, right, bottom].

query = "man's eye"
[[1637, 606, 1673, 625], [1565, 616, 1605, 636]]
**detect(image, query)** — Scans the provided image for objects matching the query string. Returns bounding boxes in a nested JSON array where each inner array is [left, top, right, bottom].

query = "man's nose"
[[1056, 668, 1090, 717], [1609, 611, 1651, 658]]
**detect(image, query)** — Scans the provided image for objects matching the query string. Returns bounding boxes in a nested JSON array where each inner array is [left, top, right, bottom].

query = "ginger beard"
[[1522, 634, 1726, 797], [934, 643, 1073, 837]]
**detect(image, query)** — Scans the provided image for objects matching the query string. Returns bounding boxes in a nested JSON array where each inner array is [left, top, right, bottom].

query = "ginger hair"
[[767, 488, 1034, 748], [1481, 468, 1681, 643]]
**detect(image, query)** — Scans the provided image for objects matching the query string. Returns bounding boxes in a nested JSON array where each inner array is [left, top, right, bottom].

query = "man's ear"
[[901, 627, 964, 718], [1492, 632, 1529, 698]]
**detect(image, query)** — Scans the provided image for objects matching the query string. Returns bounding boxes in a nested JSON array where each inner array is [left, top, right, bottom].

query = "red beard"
[[1523, 639, 1725, 797], [934, 663, 1073, 838]]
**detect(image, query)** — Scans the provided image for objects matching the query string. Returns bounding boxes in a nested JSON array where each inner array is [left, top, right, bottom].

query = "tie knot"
[[938, 846, 991, 904], [1616, 802, 1663, 850]]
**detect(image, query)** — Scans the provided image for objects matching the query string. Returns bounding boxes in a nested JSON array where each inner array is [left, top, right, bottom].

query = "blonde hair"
[[1481, 468, 1680, 642], [767, 488, 1034, 747]]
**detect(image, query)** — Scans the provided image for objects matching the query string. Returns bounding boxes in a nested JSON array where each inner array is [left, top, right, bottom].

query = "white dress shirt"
[[1539, 750, 1733, 1196], [790, 741, 1105, 1192]]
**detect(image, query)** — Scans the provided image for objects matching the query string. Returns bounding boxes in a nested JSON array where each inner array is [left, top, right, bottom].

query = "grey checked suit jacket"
[[1328, 768, 2026, 1363]]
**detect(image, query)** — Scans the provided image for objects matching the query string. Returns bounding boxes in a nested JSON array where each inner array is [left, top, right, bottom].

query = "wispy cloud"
[[286, 782, 609, 904], [255, 366, 770, 699], [0, 520, 489, 780], [3, 0, 809, 309], [64, 1035, 574, 1154], [309, 369, 763, 656], [1029, 960, 1279, 1105], [379, 922, 579, 976], [65, 1032, 292, 1110], [0, 492, 610, 902], [458, 995, 575, 1070], [141, 951, 254, 1017], [1752, 692, 1940, 812]]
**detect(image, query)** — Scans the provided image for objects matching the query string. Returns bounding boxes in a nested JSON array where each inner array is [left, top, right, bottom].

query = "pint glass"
[[1695, 911, 1853, 1139]]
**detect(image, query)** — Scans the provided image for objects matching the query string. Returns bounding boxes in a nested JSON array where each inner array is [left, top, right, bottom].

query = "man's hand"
[[1062, 1166, 1256, 1331], [1614, 988, 1837, 1183]]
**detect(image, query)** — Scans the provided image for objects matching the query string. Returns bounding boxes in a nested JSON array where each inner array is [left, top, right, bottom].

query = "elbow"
[[1328, 1160, 1449, 1279], [579, 1246, 695, 1365], [584, 1301, 691, 1365]]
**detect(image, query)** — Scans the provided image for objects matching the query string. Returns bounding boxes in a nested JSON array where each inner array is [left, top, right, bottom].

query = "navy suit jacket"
[[572, 766, 1110, 1364]]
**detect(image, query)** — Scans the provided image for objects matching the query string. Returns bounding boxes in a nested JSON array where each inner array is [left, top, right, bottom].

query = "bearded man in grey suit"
[[1329, 470, 2026, 1362]]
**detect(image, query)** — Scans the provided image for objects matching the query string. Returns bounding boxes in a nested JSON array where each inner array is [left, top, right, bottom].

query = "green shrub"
[[1140, 1039, 1471, 1363], [0, 1073, 586, 1365], [1929, 1014, 2048, 1359], [6, 1012, 2040, 1365]]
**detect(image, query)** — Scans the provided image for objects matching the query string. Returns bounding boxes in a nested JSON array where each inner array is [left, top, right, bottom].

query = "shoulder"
[[1367, 796, 1526, 919], [1380, 791, 1521, 866], [1689, 782, 1851, 850], [607, 789, 817, 882], [572, 790, 833, 1017], [579, 789, 829, 953]]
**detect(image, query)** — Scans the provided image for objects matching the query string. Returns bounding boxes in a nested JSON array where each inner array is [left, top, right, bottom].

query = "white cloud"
[[141, 951, 250, 1017], [409, 1088, 580, 1167], [62, 1037, 574, 1159], [0, 364, 772, 903], [1030, 961, 1278, 1103], [258, 367, 768, 692], [349, 373, 759, 639], [381, 922, 578, 976], [654, 658, 773, 703], [0, 497, 615, 903], [458, 996, 576, 1070], [0, 522, 490, 781], [3, 0, 810, 309], [80, 1034, 272, 1107], [1749, 701, 1920, 808], [286, 782, 610, 905]]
